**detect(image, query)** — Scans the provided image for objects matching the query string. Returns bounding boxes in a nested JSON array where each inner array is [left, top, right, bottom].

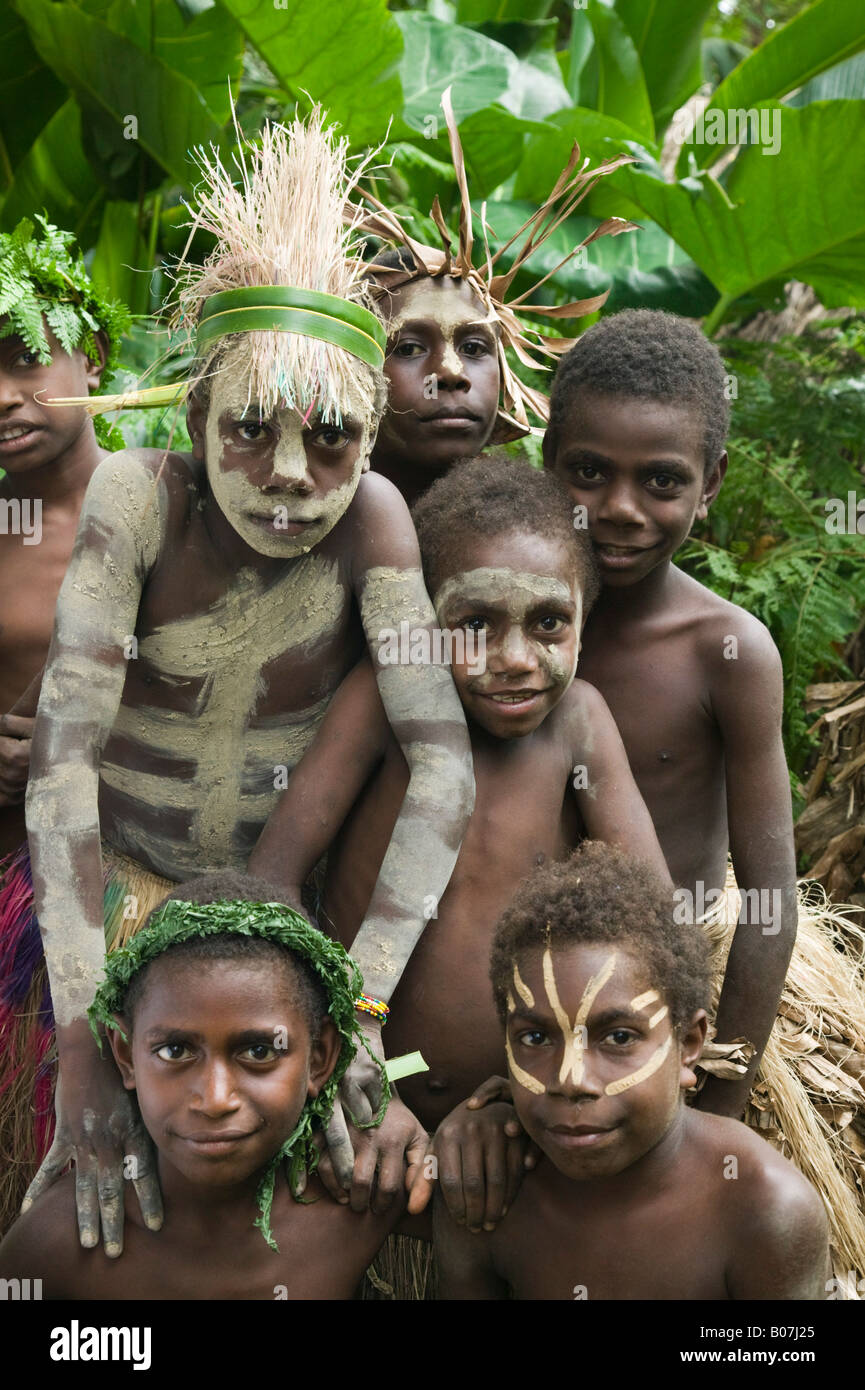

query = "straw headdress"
[[48, 107, 387, 426]]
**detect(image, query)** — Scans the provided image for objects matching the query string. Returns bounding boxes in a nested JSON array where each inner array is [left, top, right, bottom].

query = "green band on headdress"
[[196, 287, 386, 368], [87, 897, 390, 1252]]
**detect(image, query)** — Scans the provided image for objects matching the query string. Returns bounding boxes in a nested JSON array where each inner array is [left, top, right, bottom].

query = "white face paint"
[[386, 279, 498, 377], [506, 951, 676, 1099], [204, 366, 372, 558], [435, 567, 582, 694]]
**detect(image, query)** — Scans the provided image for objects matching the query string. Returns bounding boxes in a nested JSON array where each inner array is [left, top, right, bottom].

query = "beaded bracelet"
[[355, 993, 389, 1024]]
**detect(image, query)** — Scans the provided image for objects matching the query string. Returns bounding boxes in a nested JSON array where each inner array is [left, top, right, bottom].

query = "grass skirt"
[[0, 842, 174, 1236], [697, 867, 865, 1288], [361, 1234, 436, 1301]]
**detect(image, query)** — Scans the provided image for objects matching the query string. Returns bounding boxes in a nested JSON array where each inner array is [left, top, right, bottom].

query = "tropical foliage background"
[[1, 0, 864, 885]]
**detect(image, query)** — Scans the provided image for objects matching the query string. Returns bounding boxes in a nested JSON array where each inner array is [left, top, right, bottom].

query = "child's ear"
[[306, 1018, 343, 1098], [83, 332, 110, 390], [678, 1009, 708, 1090], [541, 428, 556, 472], [186, 390, 206, 461], [107, 1016, 137, 1090], [696, 451, 727, 521]]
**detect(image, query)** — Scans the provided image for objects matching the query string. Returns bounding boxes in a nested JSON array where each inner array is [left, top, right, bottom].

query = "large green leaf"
[[788, 52, 865, 105], [397, 13, 569, 131], [586, 0, 653, 142], [0, 99, 104, 241], [609, 102, 865, 321], [90, 199, 151, 315], [616, 0, 715, 126], [456, 0, 554, 20], [105, 0, 245, 123], [0, 0, 65, 175], [15, 0, 224, 187], [217, 0, 404, 145], [683, 0, 865, 171]]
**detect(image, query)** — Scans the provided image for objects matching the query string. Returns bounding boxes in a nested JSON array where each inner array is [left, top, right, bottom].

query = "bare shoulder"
[[691, 1110, 827, 1259], [672, 568, 781, 685], [343, 471, 421, 570], [0, 1174, 87, 1297], [81, 447, 197, 527]]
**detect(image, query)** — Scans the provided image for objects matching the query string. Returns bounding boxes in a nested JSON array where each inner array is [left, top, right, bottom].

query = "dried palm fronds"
[[349, 85, 640, 439], [698, 866, 865, 1286], [797, 627, 865, 909]]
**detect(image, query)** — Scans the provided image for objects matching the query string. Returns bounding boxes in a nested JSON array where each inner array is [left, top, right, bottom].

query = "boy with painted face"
[[542, 308, 865, 1279], [369, 258, 501, 507], [434, 842, 829, 1300], [0, 873, 410, 1298], [357, 86, 637, 508], [18, 113, 473, 1253], [251, 455, 669, 1150]]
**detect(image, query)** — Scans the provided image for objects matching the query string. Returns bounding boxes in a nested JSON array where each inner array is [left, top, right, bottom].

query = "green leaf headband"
[[87, 896, 390, 1251], [196, 287, 386, 369]]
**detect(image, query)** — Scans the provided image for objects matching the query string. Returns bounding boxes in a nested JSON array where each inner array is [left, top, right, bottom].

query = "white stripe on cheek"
[[505, 1032, 546, 1096], [648, 1005, 669, 1030], [604, 1034, 673, 1096]]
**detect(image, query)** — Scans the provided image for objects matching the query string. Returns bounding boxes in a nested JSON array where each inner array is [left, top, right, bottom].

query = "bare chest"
[[497, 1185, 729, 1301], [0, 519, 77, 705]]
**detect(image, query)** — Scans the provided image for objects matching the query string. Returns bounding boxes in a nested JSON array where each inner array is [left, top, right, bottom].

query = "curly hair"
[[121, 870, 327, 1035], [412, 452, 600, 609], [547, 309, 729, 471], [490, 841, 710, 1028]]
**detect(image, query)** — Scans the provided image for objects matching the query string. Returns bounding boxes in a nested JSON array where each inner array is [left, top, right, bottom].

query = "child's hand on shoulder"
[[408, 1076, 539, 1233], [313, 1091, 428, 1216]]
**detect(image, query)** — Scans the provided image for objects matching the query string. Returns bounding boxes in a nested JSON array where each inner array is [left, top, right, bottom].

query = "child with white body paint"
[[17, 111, 473, 1255], [434, 841, 829, 1300], [251, 456, 670, 1165]]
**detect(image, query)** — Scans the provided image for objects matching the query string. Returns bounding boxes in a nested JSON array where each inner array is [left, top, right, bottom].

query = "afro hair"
[[412, 452, 599, 609], [490, 841, 710, 1029], [547, 309, 729, 471]]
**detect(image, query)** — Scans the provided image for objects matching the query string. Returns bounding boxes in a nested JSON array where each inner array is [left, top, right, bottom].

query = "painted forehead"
[[386, 277, 498, 336], [207, 358, 371, 427], [433, 566, 580, 619], [511, 947, 664, 1018]]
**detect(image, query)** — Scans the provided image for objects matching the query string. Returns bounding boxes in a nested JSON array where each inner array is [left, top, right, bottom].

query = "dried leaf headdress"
[[350, 88, 639, 439]]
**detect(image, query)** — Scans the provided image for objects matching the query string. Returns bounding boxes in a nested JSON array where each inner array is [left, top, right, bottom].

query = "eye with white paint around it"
[[309, 425, 352, 452], [233, 419, 269, 443]]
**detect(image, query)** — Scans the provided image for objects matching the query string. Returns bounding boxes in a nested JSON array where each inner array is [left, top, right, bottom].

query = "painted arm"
[[310, 477, 473, 1209], [569, 679, 672, 887], [349, 479, 474, 1003], [248, 656, 390, 897], [23, 452, 164, 1252], [698, 616, 797, 1119]]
